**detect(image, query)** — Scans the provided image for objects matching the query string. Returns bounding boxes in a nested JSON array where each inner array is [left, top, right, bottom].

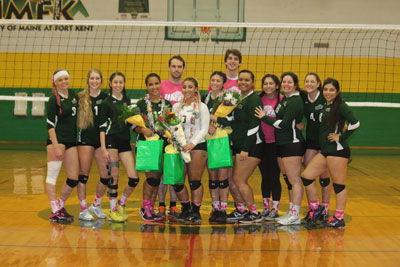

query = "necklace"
[[144, 94, 165, 132]]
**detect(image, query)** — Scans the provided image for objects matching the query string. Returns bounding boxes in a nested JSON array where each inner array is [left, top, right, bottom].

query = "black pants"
[[258, 142, 281, 201]]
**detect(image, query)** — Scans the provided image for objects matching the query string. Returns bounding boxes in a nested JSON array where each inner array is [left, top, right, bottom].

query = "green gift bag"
[[135, 140, 163, 172], [163, 153, 185, 185], [207, 136, 233, 169]]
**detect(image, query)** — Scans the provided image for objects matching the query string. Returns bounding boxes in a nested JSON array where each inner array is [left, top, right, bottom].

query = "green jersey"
[[46, 89, 78, 143], [78, 91, 108, 145], [99, 95, 132, 140], [263, 92, 304, 145], [218, 91, 264, 152], [303, 91, 325, 143], [318, 101, 360, 153], [136, 97, 172, 141]]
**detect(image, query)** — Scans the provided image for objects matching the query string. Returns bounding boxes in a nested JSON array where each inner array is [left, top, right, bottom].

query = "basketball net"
[[196, 26, 215, 44]]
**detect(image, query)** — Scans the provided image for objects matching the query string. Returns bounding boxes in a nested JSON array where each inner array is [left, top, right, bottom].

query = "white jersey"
[[173, 101, 210, 146]]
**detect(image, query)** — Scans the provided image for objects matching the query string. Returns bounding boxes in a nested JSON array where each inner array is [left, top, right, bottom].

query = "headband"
[[53, 70, 69, 81]]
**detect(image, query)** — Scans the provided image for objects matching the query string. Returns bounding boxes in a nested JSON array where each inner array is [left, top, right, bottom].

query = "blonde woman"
[[76, 68, 109, 221]]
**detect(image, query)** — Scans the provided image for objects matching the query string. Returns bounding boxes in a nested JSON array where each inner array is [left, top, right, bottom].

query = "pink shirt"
[[160, 79, 184, 106], [260, 94, 283, 143]]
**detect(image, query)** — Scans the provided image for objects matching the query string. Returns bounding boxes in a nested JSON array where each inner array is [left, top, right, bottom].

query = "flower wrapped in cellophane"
[[213, 89, 241, 118], [118, 104, 159, 140], [157, 108, 191, 163]]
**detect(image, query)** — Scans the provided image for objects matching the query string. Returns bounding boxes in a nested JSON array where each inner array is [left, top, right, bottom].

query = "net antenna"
[[195, 26, 215, 44]]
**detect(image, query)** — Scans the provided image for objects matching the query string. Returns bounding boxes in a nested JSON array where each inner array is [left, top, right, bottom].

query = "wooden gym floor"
[[0, 144, 399, 267]]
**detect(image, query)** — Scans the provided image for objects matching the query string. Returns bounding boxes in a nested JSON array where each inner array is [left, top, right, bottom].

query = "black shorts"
[[77, 142, 101, 150], [276, 142, 305, 158], [46, 139, 76, 150], [193, 142, 207, 151], [321, 147, 351, 159], [305, 139, 321, 150], [106, 134, 132, 153], [232, 143, 264, 160]]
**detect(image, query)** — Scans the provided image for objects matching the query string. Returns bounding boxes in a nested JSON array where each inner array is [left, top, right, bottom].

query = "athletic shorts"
[[276, 142, 306, 158], [46, 139, 76, 150], [77, 142, 101, 150], [305, 139, 321, 150], [232, 143, 264, 160], [193, 142, 207, 151], [321, 147, 351, 159], [106, 134, 132, 153]]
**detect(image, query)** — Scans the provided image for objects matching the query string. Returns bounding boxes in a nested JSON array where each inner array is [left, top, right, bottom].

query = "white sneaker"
[[79, 209, 94, 221], [277, 213, 301, 225], [89, 204, 107, 219], [276, 210, 290, 222]]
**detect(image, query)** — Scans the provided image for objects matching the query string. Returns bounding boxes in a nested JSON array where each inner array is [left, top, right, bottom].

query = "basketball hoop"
[[195, 26, 215, 44]]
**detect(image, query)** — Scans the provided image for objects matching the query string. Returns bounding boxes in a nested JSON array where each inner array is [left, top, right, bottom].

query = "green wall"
[[1, 89, 399, 148]]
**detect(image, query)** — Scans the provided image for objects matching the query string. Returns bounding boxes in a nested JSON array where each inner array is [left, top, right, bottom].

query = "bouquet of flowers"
[[213, 89, 241, 118], [157, 108, 191, 163]]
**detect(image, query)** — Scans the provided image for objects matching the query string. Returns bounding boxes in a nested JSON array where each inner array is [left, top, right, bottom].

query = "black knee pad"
[[79, 175, 89, 184], [66, 178, 79, 188], [146, 177, 160, 187], [219, 179, 229, 189], [319, 177, 331, 187], [172, 184, 185, 193], [100, 177, 109, 186], [108, 183, 118, 190], [283, 174, 292, 190], [128, 177, 140, 187], [301, 176, 314, 187], [209, 180, 218, 190], [189, 180, 202, 191], [108, 191, 118, 198], [333, 183, 346, 194]]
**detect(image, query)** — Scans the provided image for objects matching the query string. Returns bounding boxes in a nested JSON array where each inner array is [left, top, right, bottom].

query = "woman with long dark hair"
[[301, 78, 359, 228]]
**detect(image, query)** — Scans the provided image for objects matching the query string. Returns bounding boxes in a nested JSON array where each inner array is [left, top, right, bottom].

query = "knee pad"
[[333, 183, 346, 194], [189, 180, 202, 191], [319, 177, 331, 187], [209, 180, 218, 190], [108, 183, 118, 190], [108, 191, 118, 198], [45, 161, 62, 185], [79, 175, 89, 184], [219, 179, 229, 189], [146, 177, 160, 187], [128, 177, 140, 187], [66, 178, 79, 188], [301, 176, 314, 187], [283, 174, 292, 190], [100, 177, 109, 186], [172, 184, 185, 193]]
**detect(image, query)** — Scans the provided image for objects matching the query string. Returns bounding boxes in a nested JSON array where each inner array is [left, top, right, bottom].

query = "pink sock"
[[79, 199, 88, 211], [272, 201, 280, 211], [142, 199, 150, 208], [58, 198, 65, 208], [150, 200, 155, 209], [119, 194, 127, 206], [335, 209, 345, 220], [309, 200, 319, 210], [50, 200, 59, 213], [110, 198, 117, 212], [212, 201, 220, 210], [93, 195, 102, 207], [263, 198, 271, 210], [220, 202, 227, 211], [290, 205, 300, 216], [322, 201, 329, 214], [236, 202, 246, 213], [249, 204, 258, 214]]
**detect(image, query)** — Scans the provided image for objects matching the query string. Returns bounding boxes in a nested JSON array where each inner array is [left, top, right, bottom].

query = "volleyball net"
[[1, 20, 400, 108]]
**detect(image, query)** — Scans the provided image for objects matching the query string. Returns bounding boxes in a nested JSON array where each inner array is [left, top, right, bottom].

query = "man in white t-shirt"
[[160, 55, 185, 106], [157, 55, 186, 219]]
